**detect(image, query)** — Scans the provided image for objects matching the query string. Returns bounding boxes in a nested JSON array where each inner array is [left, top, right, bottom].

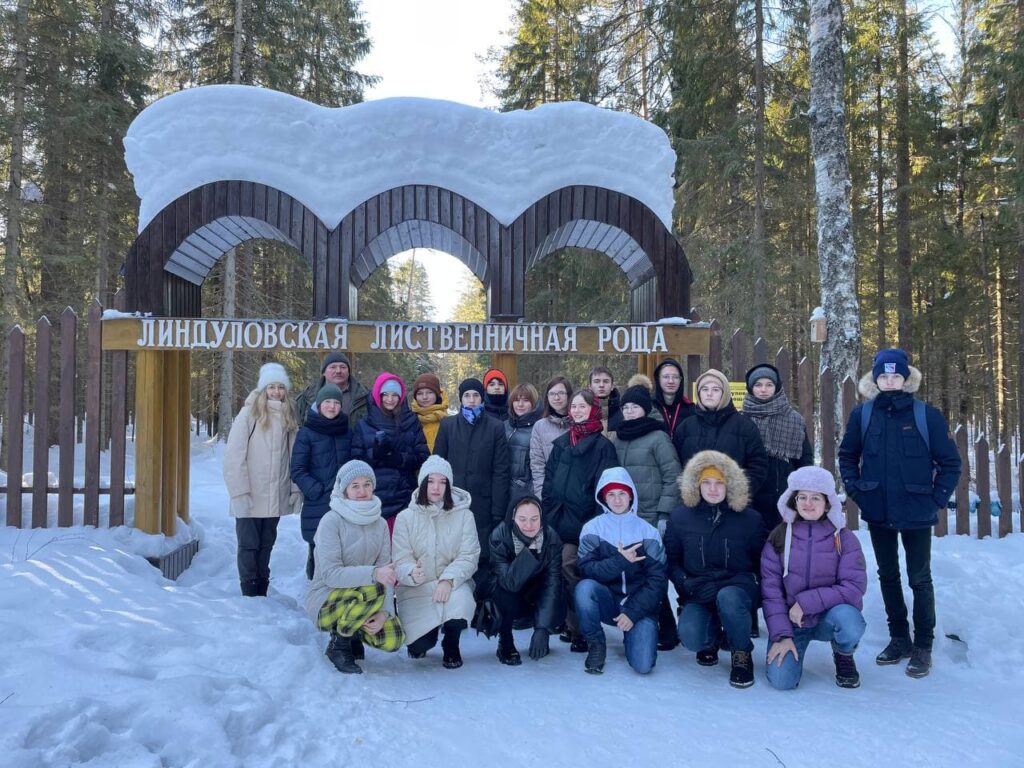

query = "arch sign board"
[[102, 317, 710, 357]]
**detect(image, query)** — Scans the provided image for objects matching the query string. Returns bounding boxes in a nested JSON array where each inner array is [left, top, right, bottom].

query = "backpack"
[[860, 398, 929, 451]]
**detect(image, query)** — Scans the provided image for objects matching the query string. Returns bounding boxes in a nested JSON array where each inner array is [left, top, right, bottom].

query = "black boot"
[[584, 636, 607, 674], [325, 632, 362, 674], [905, 647, 932, 678], [350, 636, 365, 661], [696, 647, 720, 666], [658, 627, 680, 652], [442, 628, 463, 669], [240, 579, 260, 597], [729, 650, 754, 688], [876, 637, 913, 665], [559, 629, 573, 644], [256, 578, 269, 597], [570, 634, 589, 653], [833, 647, 861, 688], [497, 636, 522, 666]]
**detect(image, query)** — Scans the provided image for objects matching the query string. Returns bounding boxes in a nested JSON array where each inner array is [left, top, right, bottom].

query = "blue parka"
[[350, 400, 429, 520], [290, 409, 351, 543], [838, 369, 961, 530]]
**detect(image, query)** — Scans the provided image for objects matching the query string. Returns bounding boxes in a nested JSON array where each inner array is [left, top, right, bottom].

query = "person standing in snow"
[[295, 351, 370, 428], [409, 372, 448, 452], [223, 363, 301, 597], [575, 467, 666, 674], [611, 377, 682, 650], [484, 495, 565, 665], [761, 466, 867, 689], [742, 364, 813, 530], [838, 349, 961, 679], [542, 388, 619, 653], [588, 365, 620, 430], [350, 372, 429, 533], [651, 358, 694, 433], [306, 461, 405, 674], [529, 376, 573, 497], [482, 368, 510, 422], [505, 383, 543, 503], [291, 383, 352, 580], [665, 450, 767, 688], [393, 456, 481, 669], [433, 378, 510, 594]]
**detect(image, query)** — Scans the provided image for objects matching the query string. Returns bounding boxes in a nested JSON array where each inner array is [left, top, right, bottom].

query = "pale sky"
[[359, 0, 517, 320]]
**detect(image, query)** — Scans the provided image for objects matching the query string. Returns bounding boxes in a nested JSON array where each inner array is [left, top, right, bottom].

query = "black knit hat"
[[620, 384, 653, 415], [321, 351, 351, 373], [459, 378, 485, 398]]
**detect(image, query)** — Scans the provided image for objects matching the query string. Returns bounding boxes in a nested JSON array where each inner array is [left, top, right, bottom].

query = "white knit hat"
[[417, 454, 454, 485], [257, 362, 290, 391]]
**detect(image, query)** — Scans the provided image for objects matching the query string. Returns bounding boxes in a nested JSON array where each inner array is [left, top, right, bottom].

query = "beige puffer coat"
[[392, 487, 481, 643], [223, 392, 299, 518]]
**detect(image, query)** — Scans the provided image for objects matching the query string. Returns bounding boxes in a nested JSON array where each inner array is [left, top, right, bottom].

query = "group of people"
[[222, 347, 961, 689]]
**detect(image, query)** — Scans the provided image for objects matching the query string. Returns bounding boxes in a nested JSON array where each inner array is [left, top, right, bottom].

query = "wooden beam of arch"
[[120, 181, 691, 321]]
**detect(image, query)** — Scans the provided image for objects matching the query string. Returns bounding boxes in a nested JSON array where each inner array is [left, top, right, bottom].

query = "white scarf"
[[329, 495, 383, 526]]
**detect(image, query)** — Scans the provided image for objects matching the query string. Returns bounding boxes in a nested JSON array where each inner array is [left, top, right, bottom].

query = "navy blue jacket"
[[290, 410, 351, 543], [838, 382, 961, 530], [350, 400, 429, 520]]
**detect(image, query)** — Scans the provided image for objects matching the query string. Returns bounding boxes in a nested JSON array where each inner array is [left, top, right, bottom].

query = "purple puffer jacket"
[[760, 521, 867, 642]]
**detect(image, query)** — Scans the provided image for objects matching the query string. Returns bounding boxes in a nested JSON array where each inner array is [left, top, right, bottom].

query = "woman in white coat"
[[223, 363, 301, 596], [393, 455, 481, 669]]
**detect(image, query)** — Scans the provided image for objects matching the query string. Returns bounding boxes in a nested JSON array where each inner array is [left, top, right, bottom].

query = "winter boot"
[[875, 637, 913, 665], [832, 647, 861, 688], [570, 634, 590, 653], [442, 628, 463, 669], [559, 629, 573, 644], [240, 579, 260, 597], [696, 647, 720, 666], [256, 578, 269, 597], [658, 625, 680, 652], [905, 647, 932, 678], [584, 637, 607, 674], [497, 636, 522, 666], [325, 633, 362, 674], [350, 636, 365, 661], [729, 650, 755, 688]]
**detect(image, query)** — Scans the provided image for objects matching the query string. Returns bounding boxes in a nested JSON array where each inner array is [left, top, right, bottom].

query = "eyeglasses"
[[549, 390, 567, 397]]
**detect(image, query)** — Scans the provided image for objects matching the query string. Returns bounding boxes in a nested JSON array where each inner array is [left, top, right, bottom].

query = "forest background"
[[0, 0, 1021, 449]]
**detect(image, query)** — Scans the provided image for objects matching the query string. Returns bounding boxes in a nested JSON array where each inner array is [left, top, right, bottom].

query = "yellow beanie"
[[699, 466, 726, 484]]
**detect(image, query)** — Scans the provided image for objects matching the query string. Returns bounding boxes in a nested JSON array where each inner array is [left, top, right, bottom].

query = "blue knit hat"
[[871, 349, 910, 382]]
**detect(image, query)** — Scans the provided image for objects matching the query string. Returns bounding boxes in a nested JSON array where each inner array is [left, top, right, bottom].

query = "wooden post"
[[32, 316, 52, 528], [84, 301, 103, 526], [177, 351, 192, 524], [730, 329, 748, 380], [954, 426, 970, 535], [57, 307, 77, 527], [491, 352, 518, 387], [774, 347, 792, 395], [820, 368, 836, 475], [975, 435, 991, 539], [841, 376, 859, 530], [134, 350, 164, 534], [161, 351, 179, 536], [798, 357, 815, 448], [708, 321, 722, 375], [6, 326, 25, 527], [995, 444, 1012, 537]]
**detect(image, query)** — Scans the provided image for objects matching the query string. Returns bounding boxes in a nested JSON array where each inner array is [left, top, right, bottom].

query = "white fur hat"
[[257, 362, 291, 391]]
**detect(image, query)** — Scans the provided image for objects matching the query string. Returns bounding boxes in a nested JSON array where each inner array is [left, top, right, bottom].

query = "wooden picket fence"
[[0, 310, 1019, 538]]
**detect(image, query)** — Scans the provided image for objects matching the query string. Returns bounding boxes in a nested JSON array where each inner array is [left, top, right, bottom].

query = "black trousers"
[[236, 517, 279, 584], [408, 619, 468, 655], [868, 524, 935, 650], [490, 579, 544, 639]]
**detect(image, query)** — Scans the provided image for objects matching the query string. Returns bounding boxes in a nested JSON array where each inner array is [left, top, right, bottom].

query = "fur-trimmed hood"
[[678, 450, 750, 511], [858, 366, 922, 400], [626, 373, 653, 392]]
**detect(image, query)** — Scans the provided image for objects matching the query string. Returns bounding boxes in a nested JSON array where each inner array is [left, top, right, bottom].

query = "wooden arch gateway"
[[121, 180, 692, 321]]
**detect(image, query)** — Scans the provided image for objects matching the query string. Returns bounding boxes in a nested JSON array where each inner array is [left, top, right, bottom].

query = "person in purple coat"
[[761, 466, 868, 690]]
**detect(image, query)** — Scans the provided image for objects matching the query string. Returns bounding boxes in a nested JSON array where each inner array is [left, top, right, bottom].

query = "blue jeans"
[[765, 604, 866, 690], [678, 585, 753, 653], [575, 579, 658, 674]]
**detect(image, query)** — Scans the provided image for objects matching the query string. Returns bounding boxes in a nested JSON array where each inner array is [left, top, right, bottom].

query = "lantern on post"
[[810, 307, 827, 343]]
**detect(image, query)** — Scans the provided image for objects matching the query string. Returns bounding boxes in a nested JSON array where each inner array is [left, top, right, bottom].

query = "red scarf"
[[569, 404, 604, 446]]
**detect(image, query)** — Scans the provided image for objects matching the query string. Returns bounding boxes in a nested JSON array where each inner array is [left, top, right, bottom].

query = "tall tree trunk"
[[874, 44, 886, 349], [808, 0, 860, 418], [895, 0, 912, 349], [3, 0, 30, 330], [752, 0, 767, 340], [979, 215, 999, 438], [1016, 0, 1024, 446]]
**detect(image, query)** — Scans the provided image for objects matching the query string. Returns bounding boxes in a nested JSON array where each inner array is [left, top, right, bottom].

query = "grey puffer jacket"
[[612, 416, 682, 526], [529, 413, 570, 497]]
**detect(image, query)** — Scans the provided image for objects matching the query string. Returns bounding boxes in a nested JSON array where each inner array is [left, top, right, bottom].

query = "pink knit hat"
[[776, 466, 845, 576]]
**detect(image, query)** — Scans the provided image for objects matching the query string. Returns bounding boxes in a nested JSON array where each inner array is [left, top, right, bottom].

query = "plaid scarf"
[[569, 405, 604, 446], [742, 391, 806, 460]]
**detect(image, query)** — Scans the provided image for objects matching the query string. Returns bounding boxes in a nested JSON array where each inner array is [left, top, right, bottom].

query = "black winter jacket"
[[541, 432, 619, 545], [434, 412, 511, 561], [290, 411, 351, 543], [487, 516, 565, 632], [673, 403, 769, 495], [505, 407, 542, 501], [752, 439, 814, 529], [664, 500, 766, 606], [350, 400, 429, 519]]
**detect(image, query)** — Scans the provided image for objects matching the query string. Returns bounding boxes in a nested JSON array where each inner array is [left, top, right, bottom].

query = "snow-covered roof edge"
[[124, 85, 677, 233]]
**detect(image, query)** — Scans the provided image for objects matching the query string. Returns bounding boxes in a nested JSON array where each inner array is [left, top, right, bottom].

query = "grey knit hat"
[[745, 364, 781, 394], [417, 454, 454, 485], [333, 460, 376, 499]]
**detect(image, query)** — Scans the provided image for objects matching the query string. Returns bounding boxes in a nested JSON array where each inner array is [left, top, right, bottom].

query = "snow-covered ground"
[[2, 436, 1023, 767]]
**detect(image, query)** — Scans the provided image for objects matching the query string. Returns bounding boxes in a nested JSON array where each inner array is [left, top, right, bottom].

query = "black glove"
[[528, 628, 550, 660], [383, 448, 404, 469], [372, 442, 389, 462]]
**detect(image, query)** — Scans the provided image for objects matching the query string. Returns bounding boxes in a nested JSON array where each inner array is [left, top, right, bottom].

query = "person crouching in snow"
[[223, 362, 301, 597], [574, 467, 666, 675], [485, 494, 566, 665], [393, 455, 481, 669], [665, 450, 766, 688], [305, 460, 405, 674], [760, 466, 867, 690]]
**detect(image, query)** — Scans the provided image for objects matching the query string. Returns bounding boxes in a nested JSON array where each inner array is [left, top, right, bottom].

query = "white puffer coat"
[[222, 392, 298, 518]]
